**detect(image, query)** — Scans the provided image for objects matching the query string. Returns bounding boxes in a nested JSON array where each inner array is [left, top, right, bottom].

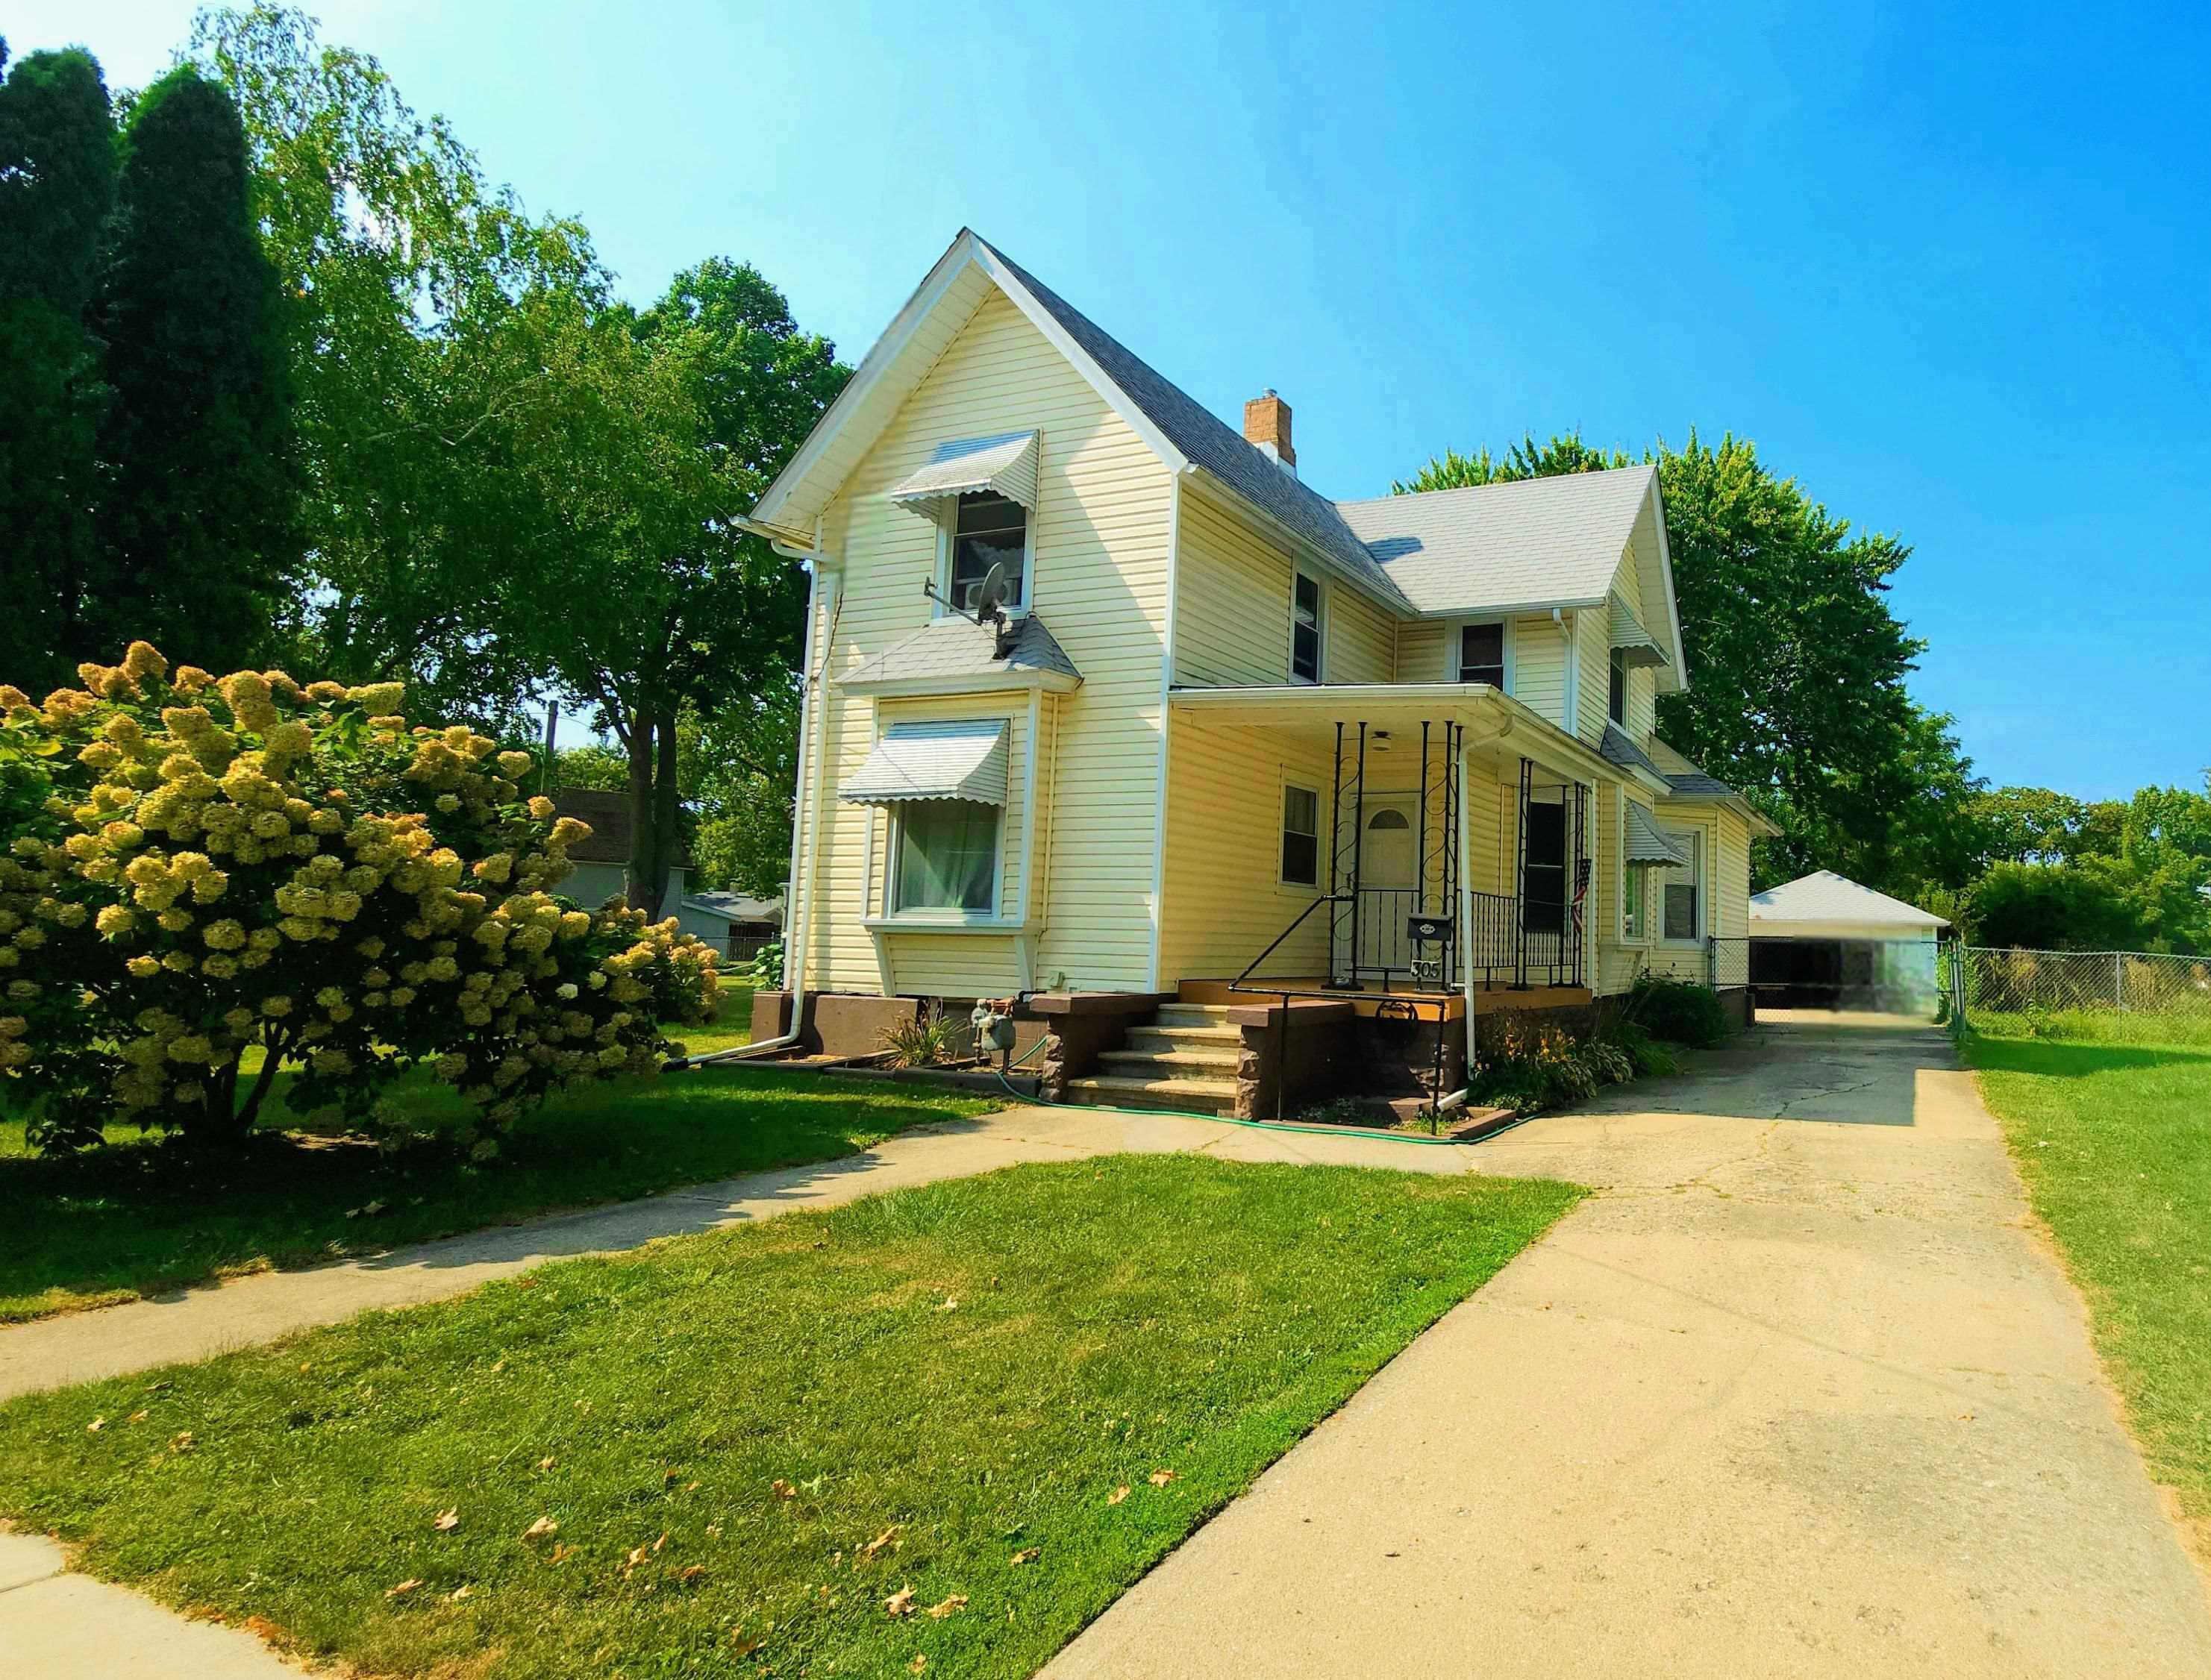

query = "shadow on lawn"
[[1966, 1035, 2211, 1080], [0, 1067, 983, 1320]]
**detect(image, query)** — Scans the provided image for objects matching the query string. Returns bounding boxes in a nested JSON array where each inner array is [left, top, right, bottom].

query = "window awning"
[[1610, 597, 1670, 668], [837, 719, 1010, 806], [1624, 800, 1692, 868], [886, 431, 1041, 518]]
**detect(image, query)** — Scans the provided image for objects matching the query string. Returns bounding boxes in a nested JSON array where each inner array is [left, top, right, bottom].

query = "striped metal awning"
[[1624, 799, 1692, 868], [837, 719, 1010, 806], [887, 431, 1041, 516], [1610, 597, 1670, 668]]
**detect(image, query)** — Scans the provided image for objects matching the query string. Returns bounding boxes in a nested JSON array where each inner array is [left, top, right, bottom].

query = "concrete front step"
[[1153, 1004, 1232, 1029], [1063, 1073, 1239, 1115], [1126, 1024, 1243, 1048], [1098, 1047, 1242, 1074]]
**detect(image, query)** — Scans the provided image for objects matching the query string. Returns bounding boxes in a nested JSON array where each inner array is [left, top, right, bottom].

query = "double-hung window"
[[895, 802, 1001, 914], [1291, 572, 1324, 683], [1280, 785, 1320, 888], [1662, 827, 1701, 941], [945, 492, 1028, 613], [1457, 621, 1506, 689], [1609, 648, 1627, 724]]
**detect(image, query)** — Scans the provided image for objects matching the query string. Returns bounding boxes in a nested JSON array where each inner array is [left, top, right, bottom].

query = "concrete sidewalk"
[[1046, 1019, 2211, 1679], [0, 1098, 1476, 1403]]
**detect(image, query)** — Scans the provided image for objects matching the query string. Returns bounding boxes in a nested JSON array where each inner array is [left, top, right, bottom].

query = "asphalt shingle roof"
[[1750, 871, 1951, 930], [835, 612, 1081, 689], [983, 242, 1413, 610], [1334, 467, 1658, 616], [1598, 723, 1665, 780]]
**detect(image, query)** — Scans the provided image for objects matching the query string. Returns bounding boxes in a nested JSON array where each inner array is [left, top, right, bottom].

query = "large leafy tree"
[[0, 43, 116, 693], [187, 4, 602, 725], [438, 263, 844, 916], [1398, 430, 1983, 894], [92, 62, 297, 674]]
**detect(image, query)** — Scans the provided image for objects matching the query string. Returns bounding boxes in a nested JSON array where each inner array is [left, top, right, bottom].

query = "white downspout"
[[704, 549, 837, 1065], [1449, 713, 1516, 1107]]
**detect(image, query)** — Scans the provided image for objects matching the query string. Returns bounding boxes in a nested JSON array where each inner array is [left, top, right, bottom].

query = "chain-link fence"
[[1707, 936, 1751, 989], [1954, 945, 2211, 1030]]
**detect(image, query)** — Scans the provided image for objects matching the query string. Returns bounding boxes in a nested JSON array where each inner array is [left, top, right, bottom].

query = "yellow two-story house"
[[743, 230, 1774, 1115]]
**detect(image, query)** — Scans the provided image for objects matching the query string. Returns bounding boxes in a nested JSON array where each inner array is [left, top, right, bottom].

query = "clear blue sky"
[[16, 1, 2209, 798]]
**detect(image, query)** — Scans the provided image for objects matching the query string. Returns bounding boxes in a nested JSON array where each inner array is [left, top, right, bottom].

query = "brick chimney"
[[1243, 389, 1296, 477]]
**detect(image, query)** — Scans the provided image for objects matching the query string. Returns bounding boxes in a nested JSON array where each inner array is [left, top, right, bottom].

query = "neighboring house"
[[680, 891, 784, 962], [550, 789, 729, 947], [743, 229, 1777, 1112], [1750, 871, 1950, 1015]]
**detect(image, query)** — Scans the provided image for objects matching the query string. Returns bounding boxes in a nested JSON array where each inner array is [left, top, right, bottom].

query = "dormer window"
[[947, 492, 1029, 613]]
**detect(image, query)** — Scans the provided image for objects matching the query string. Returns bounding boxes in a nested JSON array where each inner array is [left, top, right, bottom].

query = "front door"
[[1354, 797, 1419, 978]]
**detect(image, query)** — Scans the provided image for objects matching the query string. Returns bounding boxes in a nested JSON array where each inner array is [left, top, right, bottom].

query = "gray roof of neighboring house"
[[985, 243, 1414, 611], [681, 891, 783, 926], [1751, 871, 1951, 930], [1334, 466, 1659, 615], [551, 789, 693, 868], [834, 611, 1082, 689], [1598, 723, 1665, 780]]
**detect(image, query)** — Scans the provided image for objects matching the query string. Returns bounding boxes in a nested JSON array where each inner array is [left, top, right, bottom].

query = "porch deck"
[[1177, 978, 1593, 1020]]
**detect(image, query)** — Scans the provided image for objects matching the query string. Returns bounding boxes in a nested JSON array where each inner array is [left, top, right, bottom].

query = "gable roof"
[[1750, 871, 1950, 931], [751, 230, 1686, 668], [1336, 468, 1654, 615], [551, 789, 693, 869]]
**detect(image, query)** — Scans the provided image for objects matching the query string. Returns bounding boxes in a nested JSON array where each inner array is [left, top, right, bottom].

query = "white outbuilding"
[[1748, 871, 1951, 1014]]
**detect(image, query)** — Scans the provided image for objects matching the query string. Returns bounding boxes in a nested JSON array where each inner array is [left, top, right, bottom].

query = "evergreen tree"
[[0, 44, 115, 692], [92, 63, 296, 673]]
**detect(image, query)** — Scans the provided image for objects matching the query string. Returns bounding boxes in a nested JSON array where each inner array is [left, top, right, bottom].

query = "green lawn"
[[1965, 1025, 2211, 1551], [0, 1156, 1582, 1680], [0, 975, 982, 1323]]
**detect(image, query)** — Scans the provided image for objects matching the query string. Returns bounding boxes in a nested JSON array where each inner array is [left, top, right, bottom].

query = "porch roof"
[[1166, 682, 1624, 786]]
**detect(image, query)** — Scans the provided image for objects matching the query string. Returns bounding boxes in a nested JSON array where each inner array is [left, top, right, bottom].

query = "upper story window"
[[1609, 648, 1627, 724], [945, 492, 1030, 614], [1291, 571, 1324, 683], [1457, 621, 1506, 689]]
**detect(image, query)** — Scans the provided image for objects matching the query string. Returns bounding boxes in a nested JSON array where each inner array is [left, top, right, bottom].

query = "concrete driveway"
[[1048, 1015, 2211, 1679]]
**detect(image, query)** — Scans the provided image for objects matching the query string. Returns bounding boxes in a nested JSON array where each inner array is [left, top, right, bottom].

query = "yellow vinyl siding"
[[1574, 603, 1610, 743], [1609, 550, 1658, 740], [1508, 612, 1569, 729], [1172, 483, 1393, 687], [1156, 717, 1339, 980], [1643, 798, 1724, 983], [1395, 620, 1445, 684], [798, 286, 1172, 997]]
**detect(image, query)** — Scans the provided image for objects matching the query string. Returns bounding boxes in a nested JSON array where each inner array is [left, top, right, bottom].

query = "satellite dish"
[[973, 561, 1010, 620]]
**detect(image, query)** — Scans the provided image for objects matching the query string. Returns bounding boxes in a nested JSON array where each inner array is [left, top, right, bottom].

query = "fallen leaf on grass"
[[449, 1585, 473, 1602], [772, 1479, 797, 1499], [1148, 1470, 1178, 1487], [884, 1585, 916, 1617], [925, 1593, 968, 1620], [433, 1508, 460, 1532], [169, 1431, 194, 1453], [548, 1543, 575, 1564], [126, 1410, 148, 1424], [731, 1632, 763, 1657], [1107, 1486, 1129, 1505], [677, 1564, 707, 1585], [910, 1658, 928, 1674], [862, 1525, 901, 1561], [937, 1299, 959, 1312], [1010, 1547, 1039, 1567], [536, 1456, 557, 1472], [489, 1359, 506, 1374], [385, 1579, 422, 1598], [522, 1516, 558, 1541], [653, 1532, 668, 1553], [85, 1417, 104, 1433]]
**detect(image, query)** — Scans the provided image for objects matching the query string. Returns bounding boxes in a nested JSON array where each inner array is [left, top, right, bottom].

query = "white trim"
[[1557, 607, 1580, 742], [1146, 471, 1183, 992], [863, 915, 1031, 935], [1442, 616, 1513, 692], [1645, 477, 1691, 693], [885, 797, 1007, 919], [1658, 821, 1704, 944], [1290, 566, 1326, 684], [835, 669, 1080, 698], [1014, 687, 1042, 925]]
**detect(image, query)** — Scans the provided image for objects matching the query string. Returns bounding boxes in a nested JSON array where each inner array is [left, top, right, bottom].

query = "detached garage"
[[1750, 871, 1950, 1015]]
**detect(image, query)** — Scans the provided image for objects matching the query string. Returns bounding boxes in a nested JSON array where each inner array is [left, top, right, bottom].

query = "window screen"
[[949, 492, 1026, 610], [1458, 623, 1505, 688], [1281, 785, 1320, 886], [1291, 574, 1322, 682]]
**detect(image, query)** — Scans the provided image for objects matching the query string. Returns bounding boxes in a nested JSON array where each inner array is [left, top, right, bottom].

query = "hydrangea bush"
[[0, 644, 719, 1155]]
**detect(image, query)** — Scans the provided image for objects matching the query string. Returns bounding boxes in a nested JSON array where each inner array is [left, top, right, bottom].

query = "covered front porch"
[[1166, 683, 1610, 1006]]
